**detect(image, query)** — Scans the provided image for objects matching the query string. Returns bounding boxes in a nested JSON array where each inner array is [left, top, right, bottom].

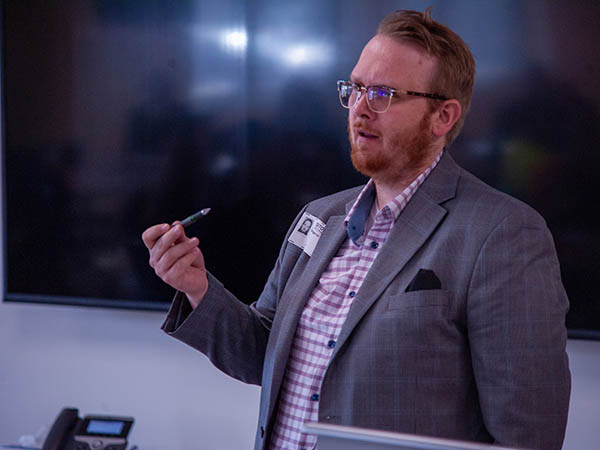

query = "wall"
[[0, 300, 599, 449], [562, 339, 600, 450], [0, 301, 260, 449]]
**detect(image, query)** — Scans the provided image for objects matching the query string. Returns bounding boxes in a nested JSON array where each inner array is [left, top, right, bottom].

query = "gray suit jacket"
[[162, 152, 571, 450]]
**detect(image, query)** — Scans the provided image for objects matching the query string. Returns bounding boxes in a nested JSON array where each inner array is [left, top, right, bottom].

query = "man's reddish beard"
[[348, 111, 434, 181]]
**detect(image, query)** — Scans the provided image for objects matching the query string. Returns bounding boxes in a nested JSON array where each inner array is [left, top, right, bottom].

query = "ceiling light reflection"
[[189, 25, 247, 55], [221, 29, 248, 53], [257, 32, 333, 70], [283, 43, 333, 68]]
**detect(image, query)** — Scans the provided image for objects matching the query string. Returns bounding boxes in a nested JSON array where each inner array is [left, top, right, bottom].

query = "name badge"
[[288, 212, 326, 257]]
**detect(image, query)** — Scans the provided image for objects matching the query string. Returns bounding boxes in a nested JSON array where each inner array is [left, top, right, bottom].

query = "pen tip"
[[202, 208, 211, 215]]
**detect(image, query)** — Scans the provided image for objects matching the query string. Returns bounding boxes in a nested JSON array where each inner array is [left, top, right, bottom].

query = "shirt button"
[[349, 291, 356, 298], [327, 340, 336, 348], [311, 393, 320, 401], [370, 241, 379, 249]]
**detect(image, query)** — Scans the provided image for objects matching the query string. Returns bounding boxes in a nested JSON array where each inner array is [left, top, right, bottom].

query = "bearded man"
[[143, 9, 570, 450]]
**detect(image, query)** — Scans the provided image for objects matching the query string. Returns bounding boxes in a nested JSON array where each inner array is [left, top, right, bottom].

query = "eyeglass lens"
[[338, 82, 392, 113]]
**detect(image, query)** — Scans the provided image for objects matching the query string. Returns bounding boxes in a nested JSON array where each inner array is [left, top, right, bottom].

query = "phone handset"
[[42, 408, 80, 450]]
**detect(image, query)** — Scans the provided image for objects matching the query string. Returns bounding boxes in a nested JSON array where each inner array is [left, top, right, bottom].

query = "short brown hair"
[[377, 8, 476, 145]]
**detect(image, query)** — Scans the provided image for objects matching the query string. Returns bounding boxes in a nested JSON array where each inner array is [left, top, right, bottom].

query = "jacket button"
[[260, 426, 265, 438]]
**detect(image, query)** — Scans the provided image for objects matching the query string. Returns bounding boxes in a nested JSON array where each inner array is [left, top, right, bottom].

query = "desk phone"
[[42, 408, 134, 450]]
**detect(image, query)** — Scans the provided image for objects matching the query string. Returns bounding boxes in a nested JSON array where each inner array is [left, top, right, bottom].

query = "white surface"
[[562, 339, 600, 450], [0, 301, 260, 450], [0, 300, 598, 449]]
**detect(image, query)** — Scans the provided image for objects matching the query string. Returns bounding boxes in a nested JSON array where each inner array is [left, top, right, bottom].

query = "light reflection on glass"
[[255, 31, 333, 70], [221, 29, 248, 53], [283, 43, 333, 68]]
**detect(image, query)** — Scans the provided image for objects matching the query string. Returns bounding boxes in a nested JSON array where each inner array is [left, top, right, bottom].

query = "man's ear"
[[431, 99, 462, 138]]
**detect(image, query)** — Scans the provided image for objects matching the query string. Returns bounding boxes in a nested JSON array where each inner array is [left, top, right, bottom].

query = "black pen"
[[179, 208, 211, 228]]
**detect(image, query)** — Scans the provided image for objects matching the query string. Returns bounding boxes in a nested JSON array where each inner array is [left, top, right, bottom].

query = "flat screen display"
[[2, 1, 599, 338]]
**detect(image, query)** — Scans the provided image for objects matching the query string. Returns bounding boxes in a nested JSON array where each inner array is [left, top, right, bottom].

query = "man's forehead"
[[351, 34, 436, 86]]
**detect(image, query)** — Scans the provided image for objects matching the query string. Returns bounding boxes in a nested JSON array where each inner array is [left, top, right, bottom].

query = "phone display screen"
[[86, 420, 125, 436], [78, 416, 133, 438]]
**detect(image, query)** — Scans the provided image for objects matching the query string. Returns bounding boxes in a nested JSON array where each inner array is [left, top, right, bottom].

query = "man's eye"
[[372, 87, 390, 97]]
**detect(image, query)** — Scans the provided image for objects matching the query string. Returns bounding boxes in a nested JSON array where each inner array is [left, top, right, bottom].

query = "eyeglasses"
[[337, 79, 448, 113]]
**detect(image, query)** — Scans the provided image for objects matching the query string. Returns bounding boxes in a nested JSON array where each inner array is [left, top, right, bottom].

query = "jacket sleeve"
[[467, 207, 571, 449], [161, 206, 307, 385]]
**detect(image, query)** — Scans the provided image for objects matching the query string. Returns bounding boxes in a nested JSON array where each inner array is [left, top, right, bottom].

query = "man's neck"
[[374, 181, 408, 210], [373, 150, 443, 209]]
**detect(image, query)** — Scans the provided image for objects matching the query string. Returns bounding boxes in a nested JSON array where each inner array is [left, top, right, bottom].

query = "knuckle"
[[153, 240, 164, 254], [163, 272, 176, 285], [149, 251, 162, 269], [155, 263, 167, 278]]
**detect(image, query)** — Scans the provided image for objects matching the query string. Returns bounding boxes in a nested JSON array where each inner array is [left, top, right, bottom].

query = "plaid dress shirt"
[[270, 153, 442, 449]]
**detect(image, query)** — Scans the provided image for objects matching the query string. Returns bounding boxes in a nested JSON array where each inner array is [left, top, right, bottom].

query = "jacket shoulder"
[[451, 163, 548, 229], [304, 185, 364, 217]]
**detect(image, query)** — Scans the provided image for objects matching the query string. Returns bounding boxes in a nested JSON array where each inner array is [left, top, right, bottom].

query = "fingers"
[[162, 247, 202, 287], [142, 221, 209, 295], [145, 223, 185, 257], [155, 225, 187, 255], [142, 223, 170, 250], [153, 237, 204, 293], [150, 232, 198, 273]]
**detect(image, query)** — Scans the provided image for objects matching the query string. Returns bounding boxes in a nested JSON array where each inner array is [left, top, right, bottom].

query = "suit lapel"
[[333, 152, 460, 356]]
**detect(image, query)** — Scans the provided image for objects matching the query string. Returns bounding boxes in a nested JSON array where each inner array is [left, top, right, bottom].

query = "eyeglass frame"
[[337, 79, 448, 113]]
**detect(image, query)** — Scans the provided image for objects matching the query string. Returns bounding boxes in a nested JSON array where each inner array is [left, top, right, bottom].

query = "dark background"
[[2, 0, 599, 338]]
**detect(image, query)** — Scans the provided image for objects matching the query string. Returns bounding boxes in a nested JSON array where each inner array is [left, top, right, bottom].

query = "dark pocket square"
[[405, 269, 442, 292]]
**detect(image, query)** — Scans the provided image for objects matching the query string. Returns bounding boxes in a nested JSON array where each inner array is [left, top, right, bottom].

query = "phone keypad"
[[72, 439, 126, 450]]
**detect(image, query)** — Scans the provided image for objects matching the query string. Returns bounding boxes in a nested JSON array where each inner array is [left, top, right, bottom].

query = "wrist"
[[186, 282, 208, 310]]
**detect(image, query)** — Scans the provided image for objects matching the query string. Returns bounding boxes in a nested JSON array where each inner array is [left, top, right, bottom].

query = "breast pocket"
[[385, 289, 452, 312], [375, 290, 455, 354]]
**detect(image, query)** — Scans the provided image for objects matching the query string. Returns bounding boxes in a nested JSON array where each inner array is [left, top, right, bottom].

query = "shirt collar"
[[346, 180, 376, 242], [345, 150, 443, 243]]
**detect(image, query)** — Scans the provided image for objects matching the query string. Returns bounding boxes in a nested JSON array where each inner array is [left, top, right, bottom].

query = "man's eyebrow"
[[349, 77, 393, 88]]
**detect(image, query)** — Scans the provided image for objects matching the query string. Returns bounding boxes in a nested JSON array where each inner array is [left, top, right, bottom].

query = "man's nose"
[[352, 90, 373, 118]]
